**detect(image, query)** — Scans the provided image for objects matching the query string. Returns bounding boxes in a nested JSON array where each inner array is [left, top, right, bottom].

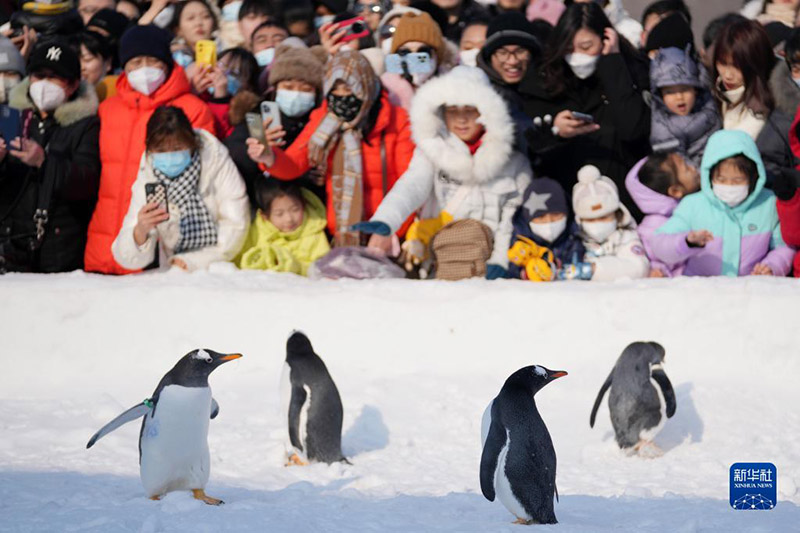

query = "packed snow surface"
[[1, 270, 798, 532]]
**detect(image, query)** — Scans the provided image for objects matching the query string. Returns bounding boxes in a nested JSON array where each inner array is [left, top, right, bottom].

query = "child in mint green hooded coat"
[[650, 130, 794, 276]]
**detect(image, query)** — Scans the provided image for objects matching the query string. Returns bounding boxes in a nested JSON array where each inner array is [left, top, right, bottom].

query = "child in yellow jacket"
[[235, 181, 330, 275]]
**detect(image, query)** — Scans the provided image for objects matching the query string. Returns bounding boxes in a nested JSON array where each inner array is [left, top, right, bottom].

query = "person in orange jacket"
[[246, 50, 415, 252], [84, 24, 216, 274]]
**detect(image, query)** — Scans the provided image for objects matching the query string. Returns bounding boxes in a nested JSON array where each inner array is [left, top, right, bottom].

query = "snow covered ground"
[[1, 270, 799, 532]]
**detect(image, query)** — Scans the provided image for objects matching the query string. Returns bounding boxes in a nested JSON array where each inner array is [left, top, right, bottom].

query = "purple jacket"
[[624, 157, 683, 276]]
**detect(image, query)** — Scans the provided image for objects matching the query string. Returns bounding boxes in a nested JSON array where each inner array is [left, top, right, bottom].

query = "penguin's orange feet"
[[149, 495, 162, 501], [634, 440, 663, 458], [192, 489, 224, 505], [286, 453, 308, 467], [512, 517, 534, 525]]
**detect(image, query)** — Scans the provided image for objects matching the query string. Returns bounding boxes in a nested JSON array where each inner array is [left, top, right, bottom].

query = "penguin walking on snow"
[[590, 341, 676, 456], [281, 331, 346, 465], [480, 365, 567, 525], [87, 349, 242, 504]]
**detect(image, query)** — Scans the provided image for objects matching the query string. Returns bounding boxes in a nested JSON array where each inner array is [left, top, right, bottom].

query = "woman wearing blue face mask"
[[225, 44, 324, 208], [195, 47, 259, 138], [112, 106, 249, 272], [520, 2, 650, 221]]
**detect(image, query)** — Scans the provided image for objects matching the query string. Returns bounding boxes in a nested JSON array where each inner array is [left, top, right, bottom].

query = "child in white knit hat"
[[573, 165, 650, 281]]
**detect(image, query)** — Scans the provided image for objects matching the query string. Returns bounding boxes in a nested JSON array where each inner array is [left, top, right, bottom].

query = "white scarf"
[[722, 85, 766, 140]]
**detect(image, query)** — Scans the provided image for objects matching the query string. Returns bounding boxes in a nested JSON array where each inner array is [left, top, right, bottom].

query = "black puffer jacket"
[[0, 79, 100, 273], [520, 52, 651, 221]]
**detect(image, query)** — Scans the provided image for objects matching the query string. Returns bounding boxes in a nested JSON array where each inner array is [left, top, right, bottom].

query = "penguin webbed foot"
[[512, 517, 536, 525], [633, 440, 663, 458], [286, 453, 309, 467], [149, 495, 162, 501], [192, 489, 224, 505]]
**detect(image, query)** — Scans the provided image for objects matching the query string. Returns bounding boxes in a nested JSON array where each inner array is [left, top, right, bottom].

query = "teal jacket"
[[651, 130, 793, 276]]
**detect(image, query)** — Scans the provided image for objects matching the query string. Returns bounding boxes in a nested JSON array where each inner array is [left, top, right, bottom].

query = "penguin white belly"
[[494, 430, 531, 521], [140, 385, 212, 497], [298, 384, 312, 453]]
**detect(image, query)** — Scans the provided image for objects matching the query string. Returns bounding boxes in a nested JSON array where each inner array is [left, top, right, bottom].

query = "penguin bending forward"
[[281, 331, 346, 465], [480, 365, 567, 525], [87, 349, 242, 504], [590, 341, 676, 455]]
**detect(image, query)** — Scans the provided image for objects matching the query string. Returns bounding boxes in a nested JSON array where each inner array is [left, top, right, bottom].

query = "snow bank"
[[1, 271, 798, 532]]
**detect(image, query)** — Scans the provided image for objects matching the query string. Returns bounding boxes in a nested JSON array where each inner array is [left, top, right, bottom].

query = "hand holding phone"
[[0, 105, 21, 145], [145, 182, 169, 216], [336, 16, 370, 43], [195, 39, 217, 67], [260, 101, 282, 129], [246, 112, 267, 145], [570, 111, 594, 123]]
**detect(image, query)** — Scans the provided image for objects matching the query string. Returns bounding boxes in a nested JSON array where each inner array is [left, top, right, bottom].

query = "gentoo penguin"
[[280, 331, 346, 465], [87, 349, 242, 504], [480, 365, 567, 525], [590, 341, 676, 455]]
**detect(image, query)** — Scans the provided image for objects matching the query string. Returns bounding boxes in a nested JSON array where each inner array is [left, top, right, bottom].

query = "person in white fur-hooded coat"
[[355, 66, 532, 274]]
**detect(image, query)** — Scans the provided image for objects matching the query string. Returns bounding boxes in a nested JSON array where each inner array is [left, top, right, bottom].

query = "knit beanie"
[[572, 165, 620, 219], [268, 45, 324, 92], [644, 13, 694, 54], [119, 24, 173, 68], [521, 178, 569, 221], [390, 12, 445, 60], [87, 8, 131, 43], [0, 36, 25, 76], [482, 12, 541, 61]]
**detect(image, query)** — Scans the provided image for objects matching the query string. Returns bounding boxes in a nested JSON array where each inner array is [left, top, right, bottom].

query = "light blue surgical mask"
[[209, 74, 242, 97], [221, 0, 242, 21], [255, 47, 275, 68], [314, 15, 335, 29], [275, 89, 316, 117], [173, 50, 194, 69], [793, 76, 800, 89], [151, 149, 192, 178]]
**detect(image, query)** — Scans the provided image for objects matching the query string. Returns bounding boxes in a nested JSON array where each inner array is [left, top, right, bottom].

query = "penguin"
[[280, 331, 346, 465], [86, 349, 242, 504], [480, 365, 567, 525], [589, 341, 676, 455]]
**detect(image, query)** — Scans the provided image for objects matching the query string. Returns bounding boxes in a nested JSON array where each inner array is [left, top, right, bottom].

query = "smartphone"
[[385, 52, 433, 75], [246, 112, 267, 144], [336, 16, 370, 43], [260, 101, 282, 129], [195, 39, 217, 67], [145, 182, 169, 217], [0, 105, 21, 143], [571, 111, 595, 123]]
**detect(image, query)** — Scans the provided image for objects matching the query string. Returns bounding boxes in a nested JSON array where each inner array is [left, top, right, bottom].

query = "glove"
[[557, 262, 594, 280], [772, 168, 800, 202], [350, 221, 391, 236], [486, 264, 508, 280]]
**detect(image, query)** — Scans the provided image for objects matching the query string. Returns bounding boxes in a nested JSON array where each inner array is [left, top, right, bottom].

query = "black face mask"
[[327, 93, 363, 122]]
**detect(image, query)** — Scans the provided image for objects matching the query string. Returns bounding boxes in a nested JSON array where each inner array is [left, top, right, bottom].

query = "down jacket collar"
[[409, 66, 514, 184], [10, 78, 98, 126]]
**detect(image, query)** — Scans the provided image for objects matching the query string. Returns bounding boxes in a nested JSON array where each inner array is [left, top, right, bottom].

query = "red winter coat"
[[84, 64, 216, 274], [776, 189, 800, 277], [264, 91, 415, 235]]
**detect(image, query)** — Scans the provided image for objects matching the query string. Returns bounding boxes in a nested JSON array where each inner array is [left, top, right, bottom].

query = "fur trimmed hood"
[[9, 78, 98, 126], [409, 66, 514, 184]]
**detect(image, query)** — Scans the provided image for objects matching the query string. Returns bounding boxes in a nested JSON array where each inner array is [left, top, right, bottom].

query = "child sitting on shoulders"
[[650, 130, 794, 277], [626, 151, 701, 277], [573, 165, 650, 281], [235, 181, 330, 275]]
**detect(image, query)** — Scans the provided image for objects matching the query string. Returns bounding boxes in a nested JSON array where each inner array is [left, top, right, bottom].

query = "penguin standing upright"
[[480, 365, 567, 525], [87, 349, 242, 504], [590, 341, 676, 455], [280, 331, 346, 465]]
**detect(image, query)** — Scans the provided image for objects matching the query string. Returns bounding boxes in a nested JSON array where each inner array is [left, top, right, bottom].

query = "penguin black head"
[[167, 349, 243, 387], [622, 341, 666, 372], [507, 365, 568, 395], [286, 331, 314, 358]]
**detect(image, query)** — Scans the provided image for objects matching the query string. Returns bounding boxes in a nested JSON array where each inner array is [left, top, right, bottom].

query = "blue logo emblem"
[[730, 463, 777, 510]]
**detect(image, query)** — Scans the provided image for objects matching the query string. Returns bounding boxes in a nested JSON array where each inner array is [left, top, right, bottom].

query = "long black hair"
[[539, 2, 637, 96]]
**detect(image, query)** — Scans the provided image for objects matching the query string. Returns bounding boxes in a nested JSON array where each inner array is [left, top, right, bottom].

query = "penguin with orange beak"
[[480, 365, 567, 525], [86, 349, 242, 504]]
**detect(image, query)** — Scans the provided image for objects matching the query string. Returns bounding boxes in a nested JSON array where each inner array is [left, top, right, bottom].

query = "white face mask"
[[794, 77, 800, 89], [565, 53, 599, 80], [713, 183, 749, 207], [459, 48, 480, 67], [381, 37, 393, 55], [723, 83, 745, 104], [582, 219, 617, 242], [127, 66, 166, 96], [29, 79, 67, 111], [529, 218, 567, 243]]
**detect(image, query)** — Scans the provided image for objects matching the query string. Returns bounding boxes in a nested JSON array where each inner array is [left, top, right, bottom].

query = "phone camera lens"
[[352, 21, 365, 33]]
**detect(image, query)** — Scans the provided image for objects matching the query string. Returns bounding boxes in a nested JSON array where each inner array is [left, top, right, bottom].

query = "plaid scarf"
[[308, 51, 380, 247], [154, 152, 218, 253]]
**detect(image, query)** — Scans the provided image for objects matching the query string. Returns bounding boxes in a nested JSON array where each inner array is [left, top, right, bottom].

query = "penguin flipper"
[[479, 416, 506, 502], [287, 384, 308, 451], [651, 367, 676, 418], [86, 402, 152, 449], [211, 398, 219, 419], [589, 373, 613, 428]]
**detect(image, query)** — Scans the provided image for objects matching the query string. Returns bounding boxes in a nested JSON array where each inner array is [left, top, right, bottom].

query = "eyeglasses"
[[494, 47, 531, 63], [398, 46, 434, 57], [378, 25, 396, 41], [354, 2, 384, 15]]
